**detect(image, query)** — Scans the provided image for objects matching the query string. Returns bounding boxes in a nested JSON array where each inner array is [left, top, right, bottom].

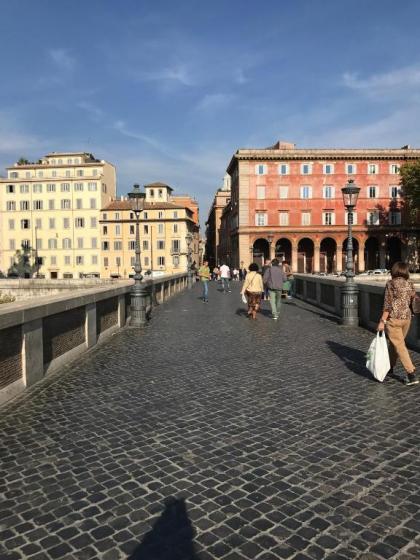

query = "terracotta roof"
[[101, 200, 189, 211], [144, 181, 173, 190]]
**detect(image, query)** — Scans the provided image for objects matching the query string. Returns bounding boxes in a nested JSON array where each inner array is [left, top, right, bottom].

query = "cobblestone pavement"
[[1, 282, 420, 560]]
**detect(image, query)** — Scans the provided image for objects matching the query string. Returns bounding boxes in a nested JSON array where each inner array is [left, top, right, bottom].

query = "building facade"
[[0, 152, 116, 278], [100, 182, 200, 278], [223, 141, 420, 272], [205, 174, 231, 267]]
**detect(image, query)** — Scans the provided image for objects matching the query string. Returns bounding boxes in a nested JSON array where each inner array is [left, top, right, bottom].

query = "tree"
[[400, 161, 420, 271], [17, 157, 30, 165], [7, 245, 37, 278]]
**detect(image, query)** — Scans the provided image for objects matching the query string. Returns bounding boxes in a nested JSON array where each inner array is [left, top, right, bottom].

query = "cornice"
[[233, 148, 420, 162]]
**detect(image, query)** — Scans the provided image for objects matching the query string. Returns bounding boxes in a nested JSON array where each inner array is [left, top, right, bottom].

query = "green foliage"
[[7, 245, 37, 278], [400, 161, 420, 216], [17, 157, 30, 165]]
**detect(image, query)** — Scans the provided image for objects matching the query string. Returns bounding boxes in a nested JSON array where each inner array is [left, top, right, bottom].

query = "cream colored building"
[[100, 182, 200, 278], [0, 152, 116, 278]]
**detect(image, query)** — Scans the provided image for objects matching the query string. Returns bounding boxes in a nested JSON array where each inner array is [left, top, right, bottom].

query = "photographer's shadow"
[[128, 497, 198, 560]]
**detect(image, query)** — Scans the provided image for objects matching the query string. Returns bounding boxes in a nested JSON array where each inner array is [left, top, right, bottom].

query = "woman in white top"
[[241, 263, 264, 319]]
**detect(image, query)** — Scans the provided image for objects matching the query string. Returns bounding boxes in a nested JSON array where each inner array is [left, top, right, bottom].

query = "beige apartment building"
[[100, 182, 200, 278], [0, 152, 116, 278]]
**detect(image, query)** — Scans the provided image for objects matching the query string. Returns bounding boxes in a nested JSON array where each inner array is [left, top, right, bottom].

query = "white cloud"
[[194, 93, 235, 112], [342, 66, 420, 99], [139, 64, 195, 86], [77, 101, 104, 122], [48, 48, 76, 71]]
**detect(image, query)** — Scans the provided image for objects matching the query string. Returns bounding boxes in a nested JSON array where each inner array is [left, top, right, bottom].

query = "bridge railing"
[[0, 273, 189, 405], [294, 274, 420, 352]]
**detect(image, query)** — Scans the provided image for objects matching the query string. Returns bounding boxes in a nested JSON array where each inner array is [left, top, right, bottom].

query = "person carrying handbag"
[[241, 263, 264, 320], [377, 261, 418, 385]]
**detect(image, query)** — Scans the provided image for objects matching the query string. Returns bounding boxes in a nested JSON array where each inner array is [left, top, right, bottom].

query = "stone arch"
[[275, 237, 292, 264], [342, 237, 360, 273], [252, 238, 270, 269], [365, 237, 380, 270], [320, 237, 337, 273], [297, 237, 314, 273]]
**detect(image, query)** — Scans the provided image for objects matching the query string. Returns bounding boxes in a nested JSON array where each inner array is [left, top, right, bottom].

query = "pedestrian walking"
[[233, 268, 239, 281], [261, 259, 271, 300], [241, 263, 264, 320], [263, 258, 287, 320], [377, 261, 418, 385], [212, 266, 219, 282], [198, 260, 211, 303], [219, 263, 231, 292], [282, 260, 293, 299]]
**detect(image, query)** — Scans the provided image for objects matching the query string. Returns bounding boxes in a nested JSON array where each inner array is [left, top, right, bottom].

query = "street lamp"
[[186, 232, 193, 289], [128, 184, 148, 327], [341, 179, 361, 326]]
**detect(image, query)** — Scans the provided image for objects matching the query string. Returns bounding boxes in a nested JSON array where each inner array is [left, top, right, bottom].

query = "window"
[[278, 163, 289, 175], [346, 163, 356, 174], [345, 212, 358, 225], [143, 211, 148, 219], [6, 201, 16, 211], [6, 184, 15, 193], [37, 171, 43, 178], [171, 239, 180, 252], [130, 225, 135, 235], [61, 199, 71, 209], [172, 255, 179, 267], [144, 256, 150, 266], [61, 183, 70, 192], [279, 212, 289, 226], [114, 212, 120, 220], [35, 218, 42, 229], [9, 239, 15, 250], [157, 240, 165, 250], [21, 219, 30, 229], [301, 212, 311, 225], [130, 257, 135, 266], [129, 241, 136, 250], [74, 183, 84, 191], [157, 211, 163, 219], [279, 186, 289, 199], [63, 218, 70, 229], [158, 256, 165, 266], [33, 200, 43, 210], [50, 256, 57, 265], [20, 200, 29, 211], [88, 182, 97, 191], [77, 238, 84, 249], [90, 217, 97, 228], [76, 199, 83, 209], [115, 225, 121, 235], [47, 183, 56, 192], [301, 163, 312, 175], [323, 186, 335, 199], [389, 212, 401, 225], [49, 200, 55, 210], [58, 159, 62, 164], [150, 188, 155, 198], [255, 212, 267, 226], [10, 171, 18, 178], [75, 218, 85, 228], [76, 256, 84, 265], [36, 238, 42, 249], [255, 164, 267, 175], [65, 170, 71, 177], [20, 184, 29, 193], [77, 169, 84, 177], [92, 255, 98, 265], [158, 189, 163, 198], [158, 224, 164, 234], [102, 241, 109, 250], [300, 186, 312, 199], [48, 238, 57, 249], [390, 164, 400, 174], [103, 226, 108, 235], [390, 185, 400, 198], [92, 169, 98, 176], [367, 211, 379, 225], [67, 159, 73, 164], [25, 171, 31, 179], [323, 212, 335, 225], [173, 211, 178, 219], [21, 239, 30, 249], [32, 184, 42, 193], [129, 212, 134, 220], [8, 219, 15, 230], [173, 224, 178, 233], [144, 225, 149, 234], [114, 241, 122, 250], [90, 198, 96, 209], [64, 256, 71, 265], [91, 238, 97, 249], [368, 163, 378, 174], [52, 170, 57, 178], [323, 164, 334, 174], [368, 186, 377, 198], [63, 238, 72, 249], [256, 186, 266, 199]]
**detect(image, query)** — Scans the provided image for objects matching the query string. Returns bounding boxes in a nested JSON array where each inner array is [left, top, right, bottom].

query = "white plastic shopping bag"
[[241, 294, 247, 304], [366, 331, 390, 382]]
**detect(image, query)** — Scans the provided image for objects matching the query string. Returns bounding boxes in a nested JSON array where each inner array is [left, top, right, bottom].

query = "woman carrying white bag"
[[366, 331, 390, 382], [375, 261, 418, 386]]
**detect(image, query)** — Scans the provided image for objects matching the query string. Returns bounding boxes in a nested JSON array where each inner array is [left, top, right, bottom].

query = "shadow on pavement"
[[327, 340, 373, 380], [128, 497, 198, 560], [300, 306, 341, 324]]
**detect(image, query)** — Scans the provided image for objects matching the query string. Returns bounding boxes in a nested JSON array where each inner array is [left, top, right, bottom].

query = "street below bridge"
[[1, 282, 419, 560]]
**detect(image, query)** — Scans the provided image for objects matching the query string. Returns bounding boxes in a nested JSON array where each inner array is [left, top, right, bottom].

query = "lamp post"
[[186, 232, 193, 289], [341, 179, 361, 326], [267, 233, 274, 260], [128, 184, 148, 327]]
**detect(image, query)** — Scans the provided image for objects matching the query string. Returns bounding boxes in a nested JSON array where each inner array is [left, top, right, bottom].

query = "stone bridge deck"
[[1, 283, 419, 560]]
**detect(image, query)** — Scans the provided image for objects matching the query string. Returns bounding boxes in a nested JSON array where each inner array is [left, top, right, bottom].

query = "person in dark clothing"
[[263, 258, 287, 320], [261, 259, 271, 300]]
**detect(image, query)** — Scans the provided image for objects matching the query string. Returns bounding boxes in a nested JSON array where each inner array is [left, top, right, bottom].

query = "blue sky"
[[1, 0, 420, 220]]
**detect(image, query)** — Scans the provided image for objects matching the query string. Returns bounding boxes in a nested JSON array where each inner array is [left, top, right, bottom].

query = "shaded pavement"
[[1, 282, 420, 560]]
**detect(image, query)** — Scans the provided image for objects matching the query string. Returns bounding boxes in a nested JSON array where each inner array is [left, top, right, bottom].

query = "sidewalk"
[[0, 282, 419, 560]]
